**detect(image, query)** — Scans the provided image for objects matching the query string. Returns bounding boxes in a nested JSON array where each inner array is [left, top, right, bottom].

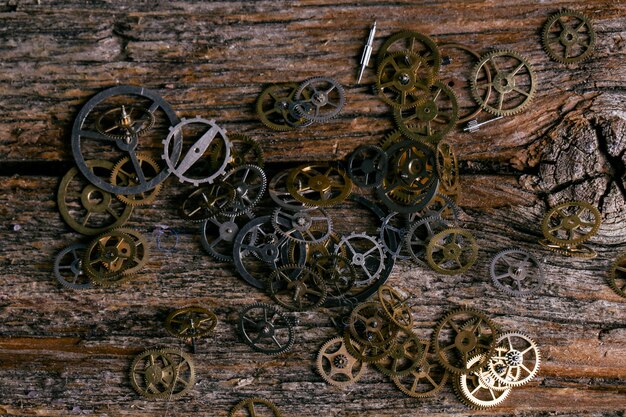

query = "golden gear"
[[57, 160, 133, 236], [83, 230, 137, 287], [377, 285, 414, 330], [112, 227, 149, 276], [608, 252, 626, 298], [287, 164, 352, 207], [378, 129, 407, 151], [229, 398, 283, 417], [432, 307, 499, 375], [211, 133, 265, 170], [95, 105, 155, 141], [393, 81, 459, 145], [374, 329, 424, 377], [266, 264, 327, 311], [376, 51, 434, 109], [129, 348, 195, 400], [180, 181, 236, 222], [542, 9, 596, 65], [316, 337, 367, 388], [391, 338, 450, 398], [436, 142, 459, 194], [453, 354, 512, 409], [539, 239, 598, 259], [164, 306, 218, 340], [376, 30, 441, 75], [348, 302, 399, 348], [343, 329, 396, 364], [110, 153, 163, 206], [541, 201, 601, 245], [488, 332, 541, 388], [426, 228, 478, 275], [471, 49, 536, 116], [256, 83, 312, 131]]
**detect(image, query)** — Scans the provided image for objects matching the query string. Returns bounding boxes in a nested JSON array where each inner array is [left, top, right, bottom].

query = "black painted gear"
[[238, 303, 295, 355]]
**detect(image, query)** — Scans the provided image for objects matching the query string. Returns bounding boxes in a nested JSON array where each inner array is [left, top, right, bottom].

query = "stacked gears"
[[316, 286, 542, 409]]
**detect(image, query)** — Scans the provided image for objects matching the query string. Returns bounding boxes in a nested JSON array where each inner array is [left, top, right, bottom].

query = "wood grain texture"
[[0, 1, 625, 416]]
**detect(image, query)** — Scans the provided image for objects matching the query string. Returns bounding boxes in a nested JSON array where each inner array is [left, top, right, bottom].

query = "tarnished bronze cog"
[[541, 201, 601, 245], [426, 228, 478, 275], [375, 329, 424, 377], [165, 306, 218, 340], [129, 348, 195, 400], [376, 30, 441, 74], [316, 337, 366, 388], [256, 83, 313, 131], [542, 9, 596, 65], [111, 152, 163, 206], [229, 398, 283, 417], [287, 164, 352, 207], [436, 142, 459, 194], [376, 51, 434, 109], [391, 338, 450, 398], [608, 252, 626, 298], [83, 229, 137, 287]]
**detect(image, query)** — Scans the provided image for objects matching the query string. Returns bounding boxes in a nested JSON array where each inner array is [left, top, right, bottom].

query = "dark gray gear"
[[238, 302, 295, 355], [347, 145, 388, 189], [379, 212, 413, 260], [271, 206, 333, 245], [405, 215, 449, 267], [489, 248, 545, 296], [221, 164, 267, 217], [335, 232, 386, 287], [268, 169, 311, 211], [53, 243, 92, 290], [293, 76, 346, 123], [200, 212, 254, 262]]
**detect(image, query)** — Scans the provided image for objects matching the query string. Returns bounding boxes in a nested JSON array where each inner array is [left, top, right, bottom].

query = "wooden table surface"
[[0, 1, 625, 416]]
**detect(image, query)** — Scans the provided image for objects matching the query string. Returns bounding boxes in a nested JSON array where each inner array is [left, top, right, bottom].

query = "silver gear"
[[293, 76, 346, 123], [200, 213, 254, 262], [490, 248, 545, 296], [405, 215, 449, 267], [220, 164, 267, 217], [53, 243, 92, 290], [271, 206, 333, 245], [334, 232, 386, 287]]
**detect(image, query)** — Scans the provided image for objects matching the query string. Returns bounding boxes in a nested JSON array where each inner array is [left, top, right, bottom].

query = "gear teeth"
[[271, 206, 333, 245], [453, 353, 512, 409], [487, 332, 541, 388], [237, 303, 295, 355], [541, 201, 601, 246], [293, 76, 346, 123], [608, 252, 626, 298], [541, 9, 595, 65], [229, 398, 283, 417], [375, 51, 434, 110], [111, 153, 163, 206], [316, 337, 366, 388]]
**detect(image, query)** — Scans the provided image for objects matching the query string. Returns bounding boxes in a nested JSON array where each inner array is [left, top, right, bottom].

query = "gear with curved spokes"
[[347, 145, 388, 189], [375, 329, 424, 377], [238, 303, 295, 355], [490, 248, 545, 296], [376, 30, 441, 74], [164, 306, 217, 340], [229, 398, 283, 417], [453, 354, 512, 409], [608, 252, 626, 298], [426, 228, 478, 275], [376, 51, 434, 109], [316, 337, 367, 388], [542, 9, 596, 64], [287, 164, 352, 207], [541, 200, 601, 245], [293, 76, 346, 123], [129, 348, 195, 400], [488, 332, 541, 388]]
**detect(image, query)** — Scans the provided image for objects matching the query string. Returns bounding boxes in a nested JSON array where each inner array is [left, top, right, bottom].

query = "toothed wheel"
[[293, 76, 346, 123], [335, 233, 386, 287], [376, 51, 434, 109], [348, 302, 399, 348], [238, 303, 295, 355], [542, 9, 596, 65], [541, 201, 601, 245], [471, 49, 536, 116], [164, 306, 217, 340], [287, 164, 352, 207], [53, 244, 92, 290], [129, 348, 195, 400], [347, 145, 388, 189], [376, 30, 441, 74], [200, 213, 251, 262], [180, 181, 236, 222], [426, 228, 478, 275], [375, 329, 424, 377], [378, 285, 414, 330], [391, 338, 450, 398], [608, 252, 626, 298], [490, 248, 545, 296], [229, 398, 283, 417], [96, 105, 155, 141], [256, 83, 313, 131], [316, 337, 366, 388], [488, 332, 541, 388], [111, 152, 163, 206], [220, 164, 267, 217], [405, 215, 449, 267], [83, 229, 137, 287], [272, 206, 333, 245], [453, 354, 512, 409], [436, 142, 459, 194], [266, 264, 327, 311]]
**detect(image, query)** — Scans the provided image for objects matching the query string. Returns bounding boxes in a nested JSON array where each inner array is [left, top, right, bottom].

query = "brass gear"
[[229, 398, 283, 417], [313, 254, 356, 300], [113, 227, 149, 277], [436, 141, 459, 193], [256, 83, 312, 131], [95, 105, 155, 141], [180, 181, 236, 222], [376, 51, 434, 109], [539, 239, 598, 259], [471, 49, 536, 116], [316, 337, 366, 388], [287, 164, 352, 207], [377, 285, 414, 330], [164, 306, 218, 340], [266, 264, 327, 311], [453, 353, 512, 409], [426, 228, 478, 275], [343, 329, 396, 364], [608, 252, 626, 298], [376, 30, 441, 74], [83, 229, 137, 287], [391, 338, 449, 398], [129, 348, 195, 400], [110, 153, 163, 206], [432, 307, 499, 375], [374, 329, 424, 377], [211, 132, 265, 170], [541, 201, 601, 245], [348, 302, 399, 348], [542, 9, 596, 65], [488, 332, 541, 388]]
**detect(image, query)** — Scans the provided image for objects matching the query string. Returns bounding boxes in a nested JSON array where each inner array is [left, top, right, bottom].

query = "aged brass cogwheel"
[[316, 336, 367, 388], [343, 328, 395, 364], [165, 306, 218, 340], [541, 200, 601, 245], [391, 338, 450, 398], [542, 9, 596, 64], [229, 398, 283, 417], [110, 153, 163, 206], [471, 49, 536, 116], [376, 30, 441, 74], [256, 83, 313, 131], [453, 354, 512, 409], [378, 285, 414, 330], [180, 181, 236, 222], [129, 348, 196, 400], [376, 51, 434, 109], [266, 264, 327, 311], [287, 164, 352, 207], [348, 302, 399, 348], [375, 329, 424, 377], [608, 252, 626, 298], [436, 142, 459, 194], [426, 228, 478, 275], [83, 229, 137, 286]]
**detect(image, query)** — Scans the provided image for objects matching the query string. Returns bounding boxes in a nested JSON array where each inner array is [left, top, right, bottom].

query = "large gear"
[[490, 248, 545, 296], [376, 30, 441, 74], [316, 337, 366, 388], [200, 213, 252, 262], [376, 51, 434, 109], [256, 83, 313, 131], [220, 164, 267, 217], [229, 398, 283, 417], [266, 264, 327, 311], [162, 116, 231, 186], [541, 201, 601, 246], [57, 160, 133, 235], [111, 152, 163, 206], [391, 338, 450, 398], [432, 307, 499, 375], [471, 49, 536, 117], [238, 303, 295, 355], [374, 329, 424, 377], [129, 348, 195, 400], [164, 306, 218, 340], [426, 227, 478, 275], [608, 252, 626, 298], [348, 302, 399, 348], [272, 207, 333, 245], [287, 164, 352, 207], [335, 232, 386, 287], [83, 229, 137, 287], [53, 243, 92, 290], [488, 332, 541, 388], [293, 76, 346, 123], [268, 169, 310, 211], [542, 9, 596, 65], [453, 354, 512, 409]]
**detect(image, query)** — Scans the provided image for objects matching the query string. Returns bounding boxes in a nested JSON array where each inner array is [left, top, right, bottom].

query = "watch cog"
[[237, 302, 295, 355], [375, 51, 434, 109], [180, 181, 236, 222], [316, 337, 367, 388], [608, 252, 626, 298], [271, 206, 333, 245], [490, 248, 545, 296], [376, 30, 441, 74], [453, 353, 512, 409], [256, 83, 313, 131], [293, 76, 346, 123], [426, 227, 478, 275], [83, 229, 138, 287], [488, 332, 541, 388], [212, 132, 265, 170], [287, 164, 352, 207], [164, 305, 218, 340], [335, 232, 386, 287], [129, 348, 196, 400], [229, 398, 283, 417], [95, 105, 155, 141], [53, 243, 92, 290], [221, 164, 267, 217], [541, 201, 601, 245], [391, 338, 450, 398], [111, 153, 163, 206], [374, 329, 424, 377], [266, 264, 327, 311], [542, 9, 596, 65]]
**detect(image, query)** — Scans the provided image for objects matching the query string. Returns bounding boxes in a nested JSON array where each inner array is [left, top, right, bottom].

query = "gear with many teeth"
[[376, 30, 441, 74], [129, 347, 196, 400], [453, 353, 512, 409], [229, 397, 283, 417], [82, 229, 138, 287], [237, 302, 295, 355], [405, 214, 449, 267], [391, 338, 450, 398], [316, 337, 367, 388], [376, 51, 434, 109], [374, 329, 424, 377], [220, 164, 267, 217], [164, 305, 218, 341], [256, 83, 314, 131], [180, 181, 236, 222], [265, 264, 327, 311], [272, 206, 333, 245], [542, 9, 596, 65], [111, 153, 163, 206], [293, 76, 346, 123], [608, 252, 626, 298], [335, 232, 386, 287], [287, 163, 352, 207], [53, 243, 92, 290], [490, 248, 545, 296], [541, 200, 601, 246], [426, 227, 478, 275], [487, 332, 541, 388]]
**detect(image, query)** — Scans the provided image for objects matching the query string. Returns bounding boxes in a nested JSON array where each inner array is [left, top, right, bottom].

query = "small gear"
[[432, 307, 499, 375], [393, 81, 458, 144], [211, 132, 264, 169], [542, 9, 596, 65], [221, 164, 267, 217], [266, 264, 327, 311], [539, 239, 598, 259], [426, 228, 478, 275], [541, 201, 601, 245], [488, 332, 541, 388], [162, 116, 232, 187], [287, 164, 352, 207], [335, 232, 386, 287], [164, 306, 217, 340], [256, 83, 313, 131], [268, 169, 310, 211], [313, 254, 356, 300], [348, 302, 399, 348], [83, 229, 137, 287], [490, 248, 545, 296], [471, 49, 536, 116], [376, 51, 434, 109], [608, 252, 626, 298], [436, 142, 459, 194], [110, 153, 163, 206], [343, 329, 396, 364], [374, 329, 424, 377], [378, 211, 413, 260], [316, 337, 366, 388], [376, 30, 441, 74], [347, 145, 388, 189], [453, 354, 512, 409], [229, 398, 283, 417], [180, 181, 236, 222], [238, 303, 295, 355], [378, 285, 415, 329], [96, 105, 155, 141], [293, 76, 346, 123], [391, 338, 450, 398], [405, 215, 449, 267], [129, 348, 195, 400], [200, 213, 252, 262], [53, 243, 92, 290], [272, 207, 333, 245]]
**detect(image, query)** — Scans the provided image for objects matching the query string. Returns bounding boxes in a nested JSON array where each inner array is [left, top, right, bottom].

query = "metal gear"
[[111, 152, 163, 206], [200, 213, 252, 262], [316, 337, 366, 388], [393, 81, 459, 144], [471, 49, 536, 117], [416, 193, 461, 225], [57, 160, 133, 236], [343, 328, 396, 364], [378, 211, 413, 260], [376, 51, 434, 109], [426, 228, 478, 275], [129, 348, 195, 400], [490, 248, 545, 296], [266, 264, 327, 311], [541, 201, 601, 245], [211, 132, 264, 170], [238, 303, 295, 355], [256, 83, 313, 131], [269, 169, 310, 211], [375, 329, 424, 377], [348, 301, 399, 348], [377, 179, 439, 214], [313, 254, 356, 300], [391, 338, 450, 398], [335, 232, 386, 287], [542, 9, 596, 65], [180, 181, 236, 222], [488, 332, 541, 388], [229, 398, 283, 417], [272, 207, 333, 245], [608, 252, 626, 298], [405, 215, 449, 267], [71, 85, 180, 195], [220, 164, 267, 217], [385, 139, 438, 194], [376, 30, 441, 74], [162, 116, 231, 186], [453, 354, 512, 409], [293, 76, 346, 123], [347, 145, 388, 189], [96, 105, 155, 141], [378, 285, 414, 330], [436, 142, 459, 194], [539, 239, 598, 259], [164, 306, 217, 340], [287, 164, 352, 207], [113, 227, 149, 277], [53, 243, 92, 290], [432, 307, 499, 375], [83, 229, 137, 287]]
